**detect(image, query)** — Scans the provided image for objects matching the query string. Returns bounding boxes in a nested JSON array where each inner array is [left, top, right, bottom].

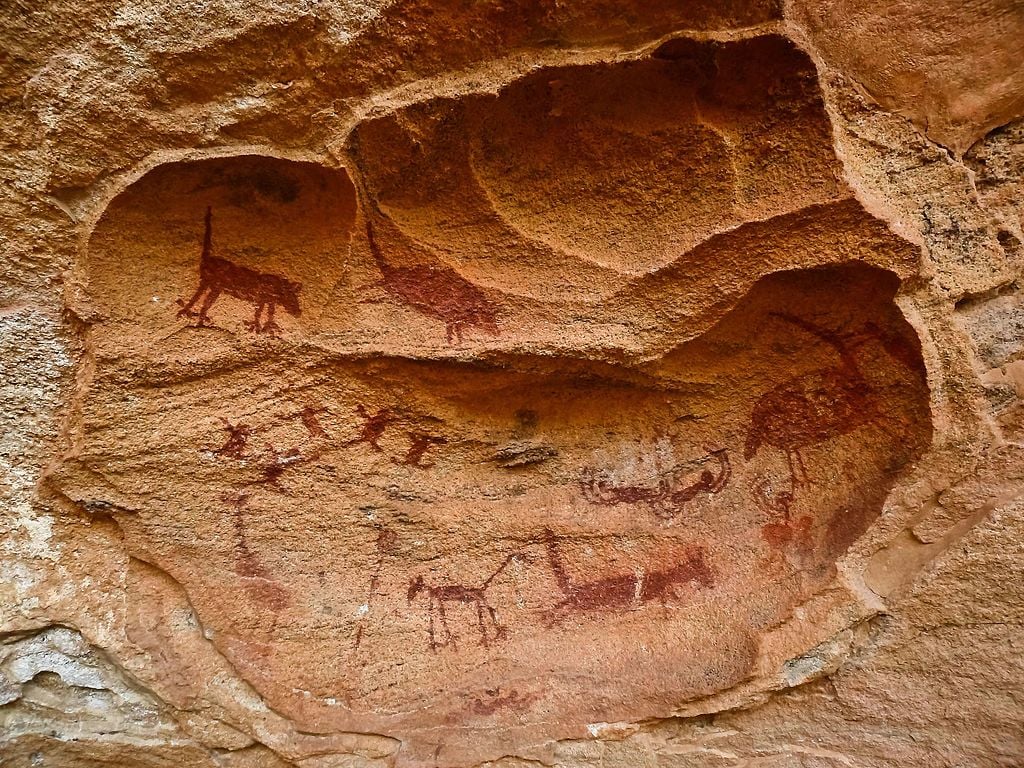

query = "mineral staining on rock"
[[353, 35, 845, 299]]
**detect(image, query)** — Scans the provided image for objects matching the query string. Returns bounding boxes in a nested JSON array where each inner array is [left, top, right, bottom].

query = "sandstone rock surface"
[[2, 1, 1023, 767]]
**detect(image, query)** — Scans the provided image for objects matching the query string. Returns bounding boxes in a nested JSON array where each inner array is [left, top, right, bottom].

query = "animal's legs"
[[247, 303, 264, 332], [786, 449, 810, 489], [196, 286, 222, 326], [437, 600, 456, 650], [794, 450, 810, 486], [475, 600, 489, 647], [445, 321, 467, 345], [176, 283, 206, 319], [426, 599, 438, 652], [486, 603, 507, 640], [262, 303, 281, 336]]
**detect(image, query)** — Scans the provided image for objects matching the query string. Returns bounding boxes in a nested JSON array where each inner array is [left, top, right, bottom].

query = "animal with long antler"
[[407, 552, 528, 651], [540, 528, 714, 621], [744, 313, 915, 489], [177, 206, 302, 335]]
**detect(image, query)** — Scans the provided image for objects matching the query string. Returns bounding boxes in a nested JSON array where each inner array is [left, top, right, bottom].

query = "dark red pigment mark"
[[350, 405, 396, 452], [213, 418, 251, 458], [469, 688, 537, 716], [223, 493, 289, 610], [407, 552, 529, 652], [580, 448, 730, 520], [744, 313, 912, 489], [394, 431, 447, 468], [364, 212, 499, 344], [350, 405, 448, 467], [541, 529, 714, 620], [298, 405, 329, 439], [753, 478, 812, 554], [176, 207, 301, 335], [208, 407, 332, 495], [250, 445, 303, 490], [353, 526, 399, 649]]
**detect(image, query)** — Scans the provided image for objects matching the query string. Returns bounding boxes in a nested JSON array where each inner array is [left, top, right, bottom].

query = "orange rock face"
[[788, 0, 1024, 155], [3, 2, 1023, 767]]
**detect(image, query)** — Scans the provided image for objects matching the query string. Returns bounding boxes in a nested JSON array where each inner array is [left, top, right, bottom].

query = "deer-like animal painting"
[[407, 552, 528, 651], [177, 207, 301, 335], [540, 529, 715, 621], [362, 208, 499, 344]]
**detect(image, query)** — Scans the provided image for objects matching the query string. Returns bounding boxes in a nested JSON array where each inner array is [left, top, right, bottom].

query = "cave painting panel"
[[55, 252, 931, 764], [58, 33, 933, 768]]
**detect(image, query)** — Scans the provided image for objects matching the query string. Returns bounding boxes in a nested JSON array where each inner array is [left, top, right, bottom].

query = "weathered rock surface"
[[1, 1, 1022, 766]]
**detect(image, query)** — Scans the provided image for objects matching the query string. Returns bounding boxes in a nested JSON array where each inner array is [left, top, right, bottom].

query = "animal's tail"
[[708, 449, 731, 491], [769, 312, 859, 374], [200, 206, 213, 266], [541, 528, 573, 597]]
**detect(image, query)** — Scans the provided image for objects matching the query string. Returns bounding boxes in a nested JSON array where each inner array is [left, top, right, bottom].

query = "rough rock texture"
[[1, 2, 1023, 767]]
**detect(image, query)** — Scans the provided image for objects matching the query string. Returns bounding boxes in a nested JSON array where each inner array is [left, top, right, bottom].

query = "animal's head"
[[282, 280, 302, 317], [752, 476, 792, 518], [474, 309, 500, 338], [407, 575, 425, 603]]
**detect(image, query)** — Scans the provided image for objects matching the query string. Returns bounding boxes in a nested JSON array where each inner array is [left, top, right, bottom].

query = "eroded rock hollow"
[[3, 1, 1023, 767]]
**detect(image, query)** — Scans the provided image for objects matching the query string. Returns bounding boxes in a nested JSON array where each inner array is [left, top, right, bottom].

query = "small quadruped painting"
[[176, 207, 302, 336], [64, 155, 931, 766], [80, 155, 356, 343]]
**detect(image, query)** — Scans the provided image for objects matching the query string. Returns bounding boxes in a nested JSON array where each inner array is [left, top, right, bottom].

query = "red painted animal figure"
[[298, 406, 329, 439], [407, 552, 527, 651], [541, 529, 714, 620], [214, 419, 251, 458], [744, 313, 889, 487], [177, 207, 302, 335], [470, 688, 536, 716], [395, 431, 447, 468], [662, 449, 731, 517], [251, 445, 303, 490], [363, 212, 499, 344]]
